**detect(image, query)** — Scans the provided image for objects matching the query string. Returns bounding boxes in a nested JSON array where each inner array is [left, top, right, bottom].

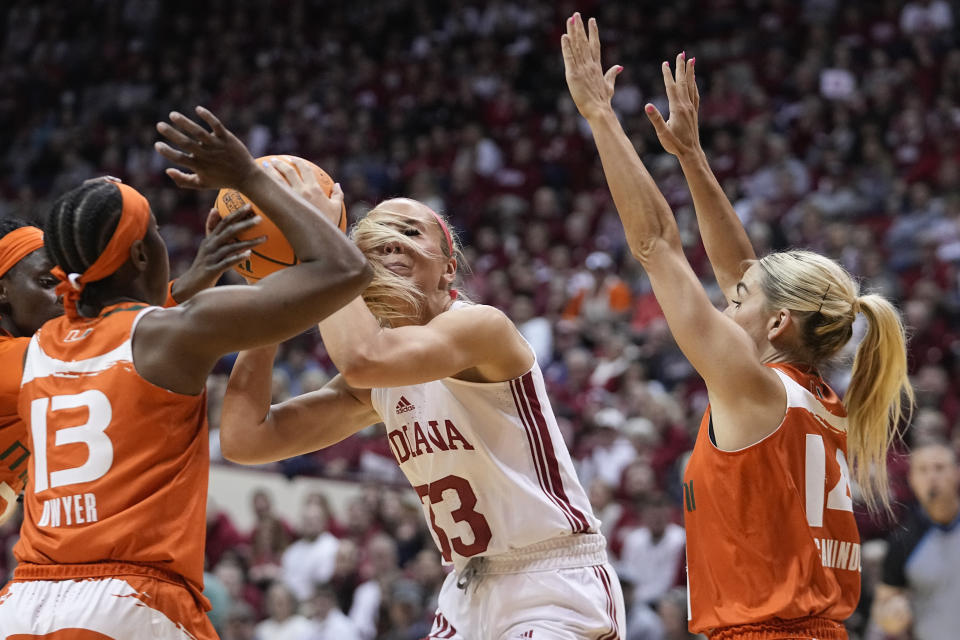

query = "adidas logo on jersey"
[[395, 396, 415, 414], [518, 631, 534, 639]]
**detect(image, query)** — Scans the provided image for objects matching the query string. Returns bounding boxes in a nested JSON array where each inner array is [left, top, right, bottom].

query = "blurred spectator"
[[282, 498, 340, 603], [206, 498, 247, 570], [256, 582, 317, 640], [617, 494, 686, 610], [222, 601, 258, 640], [873, 441, 960, 639], [308, 583, 361, 640]]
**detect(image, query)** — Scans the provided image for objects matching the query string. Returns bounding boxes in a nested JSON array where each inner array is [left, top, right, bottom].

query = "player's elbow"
[[338, 355, 379, 389], [219, 422, 265, 465]]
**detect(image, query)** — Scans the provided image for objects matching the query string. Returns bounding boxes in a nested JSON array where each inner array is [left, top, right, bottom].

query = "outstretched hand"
[[560, 13, 622, 122], [645, 54, 702, 159], [155, 106, 261, 192]]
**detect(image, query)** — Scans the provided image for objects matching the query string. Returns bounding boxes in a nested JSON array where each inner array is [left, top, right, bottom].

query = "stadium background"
[[0, 1, 958, 638]]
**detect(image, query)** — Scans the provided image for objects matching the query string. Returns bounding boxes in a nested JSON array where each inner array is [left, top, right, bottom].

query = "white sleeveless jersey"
[[371, 360, 599, 571]]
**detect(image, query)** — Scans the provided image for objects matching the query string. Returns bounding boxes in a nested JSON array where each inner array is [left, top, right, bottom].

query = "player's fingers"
[[211, 249, 253, 272], [289, 157, 321, 188], [195, 106, 227, 137], [567, 13, 586, 61], [211, 237, 266, 263], [164, 167, 203, 189], [676, 52, 686, 88], [82, 175, 121, 186], [604, 65, 622, 91], [168, 111, 215, 144], [661, 61, 678, 103], [560, 34, 573, 68], [204, 208, 221, 236], [155, 141, 196, 167], [588, 17, 601, 63], [214, 212, 263, 240], [156, 122, 198, 152], [268, 158, 300, 186], [645, 103, 670, 137], [690, 58, 700, 109], [328, 182, 344, 208]]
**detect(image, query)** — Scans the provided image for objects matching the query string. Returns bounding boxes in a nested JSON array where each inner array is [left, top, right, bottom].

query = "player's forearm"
[[220, 344, 278, 463], [676, 148, 756, 291], [586, 108, 682, 263]]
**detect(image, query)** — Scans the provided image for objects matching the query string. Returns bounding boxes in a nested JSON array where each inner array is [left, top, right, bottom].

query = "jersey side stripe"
[[519, 372, 590, 532], [21, 336, 132, 386], [509, 378, 577, 531]]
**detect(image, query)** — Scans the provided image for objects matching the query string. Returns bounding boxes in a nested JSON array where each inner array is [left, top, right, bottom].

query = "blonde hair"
[[756, 250, 914, 513], [350, 198, 465, 325]]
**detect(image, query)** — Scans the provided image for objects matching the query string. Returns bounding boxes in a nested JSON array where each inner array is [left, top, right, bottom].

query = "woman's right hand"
[[154, 106, 261, 192], [265, 158, 345, 230], [645, 54, 703, 160]]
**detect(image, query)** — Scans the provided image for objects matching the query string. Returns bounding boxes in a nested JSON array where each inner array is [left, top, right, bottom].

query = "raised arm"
[[644, 57, 756, 294], [562, 15, 782, 441], [136, 107, 372, 394], [319, 299, 532, 389], [219, 345, 380, 465]]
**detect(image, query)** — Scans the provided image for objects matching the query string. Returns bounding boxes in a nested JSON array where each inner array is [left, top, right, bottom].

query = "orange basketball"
[[214, 155, 347, 282]]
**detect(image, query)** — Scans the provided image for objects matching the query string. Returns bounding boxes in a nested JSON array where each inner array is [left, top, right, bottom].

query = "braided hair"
[[0, 217, 34, 240], [45, 181, 122, 278]]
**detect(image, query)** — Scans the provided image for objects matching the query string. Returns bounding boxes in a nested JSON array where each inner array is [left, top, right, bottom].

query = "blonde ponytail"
[[845, 294, 914, 513], [757, 251, 915, 513]]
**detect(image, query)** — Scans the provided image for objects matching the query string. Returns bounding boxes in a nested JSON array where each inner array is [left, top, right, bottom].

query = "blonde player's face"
[[378, 203, 451, 296], [722, 264, 773, 348]]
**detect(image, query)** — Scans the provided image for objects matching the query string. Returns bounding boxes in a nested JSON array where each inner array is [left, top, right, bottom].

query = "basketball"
[[214, 155, 347, 282]]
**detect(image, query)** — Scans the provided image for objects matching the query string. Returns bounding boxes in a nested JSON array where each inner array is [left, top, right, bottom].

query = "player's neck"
[[0, 315, 22, 337]]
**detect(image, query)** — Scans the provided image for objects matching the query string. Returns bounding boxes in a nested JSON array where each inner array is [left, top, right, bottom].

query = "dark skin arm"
[[135, 106, 372, 394]]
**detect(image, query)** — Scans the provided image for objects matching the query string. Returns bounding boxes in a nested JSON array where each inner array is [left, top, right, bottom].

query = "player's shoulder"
[[444, 302, 512, 327], [0, 334, 29, 359]]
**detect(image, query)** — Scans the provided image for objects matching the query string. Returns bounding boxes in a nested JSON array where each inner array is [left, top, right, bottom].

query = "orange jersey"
[[0, 333, 29, 521], [15, 303, 210, 601], [684, 364, 860, 635]]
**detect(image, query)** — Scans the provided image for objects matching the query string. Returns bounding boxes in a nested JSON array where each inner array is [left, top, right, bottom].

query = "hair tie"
[[852, 297, 862, 315], [67, 273, 83, 290]]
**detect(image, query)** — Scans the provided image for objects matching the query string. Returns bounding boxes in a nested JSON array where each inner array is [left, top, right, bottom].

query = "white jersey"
[[371, 358, 599, 571]]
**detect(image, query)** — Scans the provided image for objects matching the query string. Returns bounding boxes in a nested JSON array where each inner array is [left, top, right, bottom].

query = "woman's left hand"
[[645, 54, 703, 160]]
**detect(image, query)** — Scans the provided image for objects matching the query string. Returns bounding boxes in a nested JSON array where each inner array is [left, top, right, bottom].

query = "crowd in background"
[[1, 0, 959, 638]]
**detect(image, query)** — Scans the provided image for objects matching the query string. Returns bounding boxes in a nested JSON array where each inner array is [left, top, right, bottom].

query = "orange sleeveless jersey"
[[683, 364, 860, 635], [15, 303, 210, 601], [0, 333, 29, 521]]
